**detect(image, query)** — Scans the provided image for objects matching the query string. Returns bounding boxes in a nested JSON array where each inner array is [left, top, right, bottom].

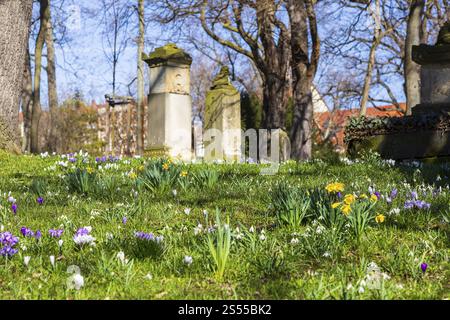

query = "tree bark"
[[31, 0, 49, 154], [21, 44, 33, 153], [136, 0, 145, 155], [360, 0, 381, 116], [288, 0, 320, 160], [405, 0, 425, 115], [262, 74, 289, 130], [45, 0, 58, 152], [0, 0, 33, 152]]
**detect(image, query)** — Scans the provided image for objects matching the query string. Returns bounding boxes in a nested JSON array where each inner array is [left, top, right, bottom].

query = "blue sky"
[[33, 0, 409, 110]]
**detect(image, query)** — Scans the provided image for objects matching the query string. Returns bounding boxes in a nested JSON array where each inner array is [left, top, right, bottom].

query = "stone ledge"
[[412, 44, 450, 65], [347, 129, 450, 160]]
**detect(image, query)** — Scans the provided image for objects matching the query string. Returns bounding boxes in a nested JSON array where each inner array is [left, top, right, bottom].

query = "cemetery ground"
[[0, 151, 448, 300]]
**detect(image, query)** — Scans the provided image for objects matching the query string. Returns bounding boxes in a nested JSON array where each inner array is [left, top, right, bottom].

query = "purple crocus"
[[11, 203, 17, 215], [49, 229, 64, 238], [0, 232, 19, 258], [0, 232, 19, 247], [374, 191, 381, 200], [75, 227, 91, 237], [134, 231, 155, 241], [20, 227, 34, 237], [122, 217, 128, 225], [390, 188, 398, 199], [34, 230, 42, 240], [37, 197, 44, 205], [421, 262, 428, 273], [337, 192, 343, 199], [0, 246, 18, 257], [411, 191, 418, 200]]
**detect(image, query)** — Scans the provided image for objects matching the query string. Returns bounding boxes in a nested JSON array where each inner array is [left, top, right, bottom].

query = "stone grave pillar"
[[204, 66, 241, 162], [412, 21, 450, 115], [143, 43, 193, 161]]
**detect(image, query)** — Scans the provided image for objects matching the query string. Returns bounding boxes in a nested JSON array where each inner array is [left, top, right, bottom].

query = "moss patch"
[[144, 43, 192, 66]]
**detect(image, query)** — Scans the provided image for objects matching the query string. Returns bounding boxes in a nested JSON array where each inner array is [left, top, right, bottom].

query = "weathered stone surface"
[[204, 66, 241, 162], [437, 21, 450, 45], [419, 63, 450, 105], [347, 23, 450, 161], [348, 130, 450, 160], [412, 44, 450, 65], [412, 23, 450, 110], [143, 43, 192, 67], [145, 44, 192, 161]]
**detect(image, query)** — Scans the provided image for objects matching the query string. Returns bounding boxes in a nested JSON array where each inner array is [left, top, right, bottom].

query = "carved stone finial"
[[212, 66, 232, 89], [143, 43, 192, 66]]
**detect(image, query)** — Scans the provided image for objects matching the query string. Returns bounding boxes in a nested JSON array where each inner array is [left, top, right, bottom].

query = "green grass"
[[0, 151, 448, 300]]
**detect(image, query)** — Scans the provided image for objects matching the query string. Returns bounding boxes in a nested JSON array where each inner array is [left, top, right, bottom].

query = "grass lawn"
[[0, 151, 448, 300]]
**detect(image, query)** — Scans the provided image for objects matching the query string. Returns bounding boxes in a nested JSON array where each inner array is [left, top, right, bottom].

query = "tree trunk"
[[136, 0, 145, 155], [45, 0, 58, 152], [262, 74, 289, 130], [0, 0, 33, 152], [21, 45, 33, 153], [405, 0, 425, 115], [288, 0, 319, 160], [31, 0, 49, 154], [360, 0, 381, 116]]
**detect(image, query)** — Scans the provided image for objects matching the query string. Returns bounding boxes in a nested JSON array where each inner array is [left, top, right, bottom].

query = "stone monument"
[[143, 43, 193, 161], [412, 21, 450, 115], [346, 22, 450, 161], [204, 66, 241, 162]]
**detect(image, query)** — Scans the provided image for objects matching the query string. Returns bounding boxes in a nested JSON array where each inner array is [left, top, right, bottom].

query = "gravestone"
[[346, 22, 450, 161], [203, 66, 241, 162], [412, 21, 450, 115], [143, 43, 193, 161]]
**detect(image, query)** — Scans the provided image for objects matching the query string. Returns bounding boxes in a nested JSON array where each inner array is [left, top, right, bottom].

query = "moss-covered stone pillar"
[[204, 66, 241, 162], [143, 43, 193, 161]]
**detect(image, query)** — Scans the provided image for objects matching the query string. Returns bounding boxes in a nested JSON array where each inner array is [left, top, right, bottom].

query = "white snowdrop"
[[67, 274, 84, 290], [50, 256, 55, 267], [183, 255, 193, 266], [24, 256, 31, 267]]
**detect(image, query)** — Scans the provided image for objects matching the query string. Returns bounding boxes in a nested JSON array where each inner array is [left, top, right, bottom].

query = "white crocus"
[[24, 256, 31, 267], [183, 255, 193, 266]]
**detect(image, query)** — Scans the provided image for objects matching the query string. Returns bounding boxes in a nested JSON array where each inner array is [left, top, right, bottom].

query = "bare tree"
[[45, 0, 59, 152], [99, 0, 134, 154], [0, 0, 33, 152], [405, 0, 425, 115], [136, 0, 145, 155], [288, 0, 321, 159], [31, 0, 50, 154], [21, 44, 33, 153], [151, 0, 291, 130]]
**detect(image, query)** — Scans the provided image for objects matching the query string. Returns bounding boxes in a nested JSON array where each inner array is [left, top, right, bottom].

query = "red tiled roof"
[[315, 103, 406, 146]]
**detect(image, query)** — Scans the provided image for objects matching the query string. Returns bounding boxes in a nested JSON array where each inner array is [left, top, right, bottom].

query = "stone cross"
[[204, 66, 242, 162], [143, 43, 193, 161]]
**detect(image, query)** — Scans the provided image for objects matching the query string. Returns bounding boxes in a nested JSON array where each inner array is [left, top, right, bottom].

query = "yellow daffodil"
[[359, 193, 368, 200], [180, 171, 188, 178], [87, 167, 94, 174], [129, 172, 137, 180], [326, 182, 345, 193], [332, 202, 342, 209], [341, 204, 352, 216], [370, 194, 378, 202], [375, 214, 385, 224], [162, 163, 170, 171], [344, 194, 356, 205]]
